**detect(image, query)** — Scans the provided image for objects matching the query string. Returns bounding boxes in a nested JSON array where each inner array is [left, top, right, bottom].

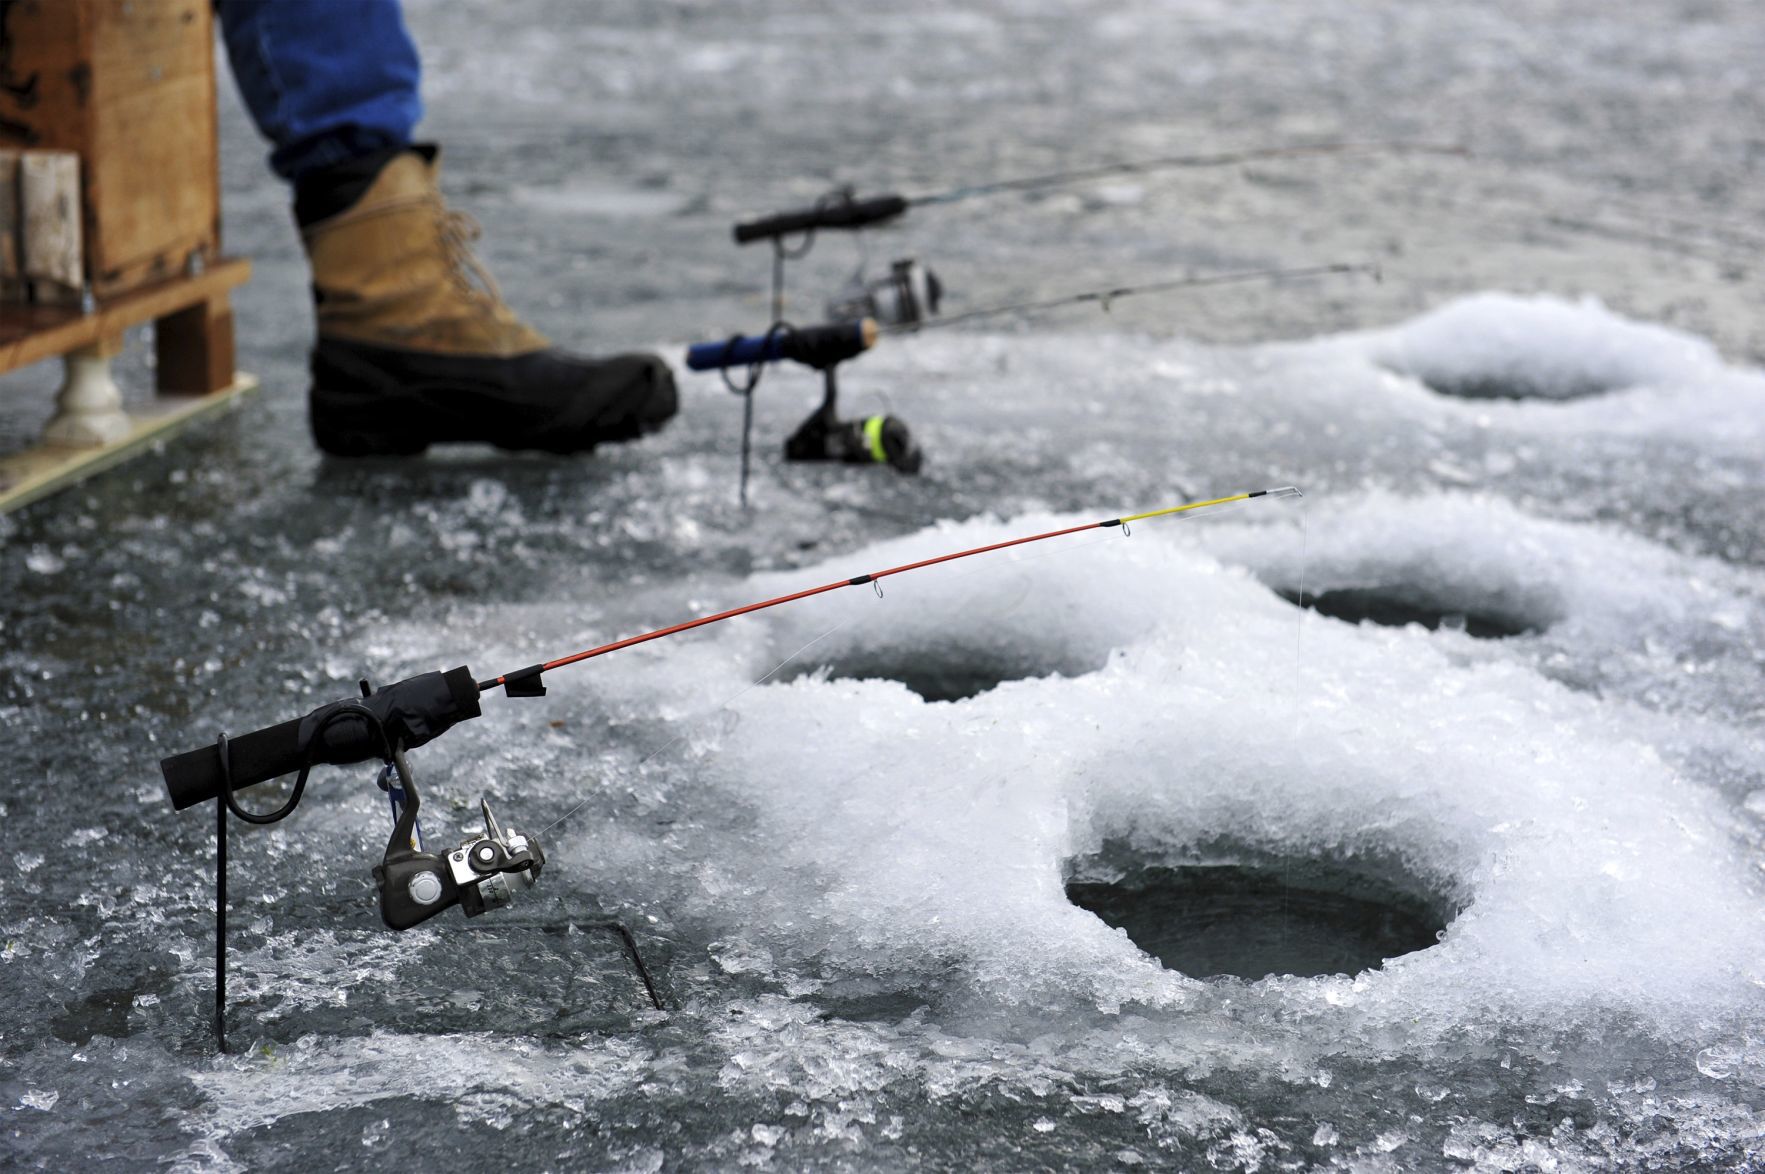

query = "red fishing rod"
[[162, 487, 1297, 811], [481, 488, 1292, 696]]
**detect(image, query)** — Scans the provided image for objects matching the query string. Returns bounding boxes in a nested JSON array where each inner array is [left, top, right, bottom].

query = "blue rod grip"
[[686, 331, 790, 371], [684, 320, 878, 372]]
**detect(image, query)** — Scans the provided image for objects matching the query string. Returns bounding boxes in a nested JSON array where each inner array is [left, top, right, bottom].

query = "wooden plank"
[[0, 151, 19, 300], [86, 0, 218, 295], [0, 2, 86, 152], [20, 150, 82, 303], [0, 373, 258, 514], [155, 293, 234, 395], [0, 255, 248, 375]]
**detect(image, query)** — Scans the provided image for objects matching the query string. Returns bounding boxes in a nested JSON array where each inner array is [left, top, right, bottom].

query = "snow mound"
[[1372, 292, 1725, 400], [523, 504, 1765, 1064]]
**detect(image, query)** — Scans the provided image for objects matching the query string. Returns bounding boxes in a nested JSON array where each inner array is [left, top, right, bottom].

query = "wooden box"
[[0, 0, 221, 300]]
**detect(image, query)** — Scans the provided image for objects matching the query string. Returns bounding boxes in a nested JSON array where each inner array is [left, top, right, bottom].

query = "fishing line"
[[732, 139, 1469, 244], [1411, 184, 1747, 270], [1294, 498, 1310, 700], [903, 141, 1469, 208], [1580, 198, 1765, 250]]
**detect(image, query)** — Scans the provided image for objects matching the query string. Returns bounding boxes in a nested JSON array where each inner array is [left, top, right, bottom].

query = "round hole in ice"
[[772, 643, 1108, 703], [1065, 851, 1456, 980], [1391, 366, 1629, 402], [1373, 293, 1720, 401], [1276, 586, 1540, 639]]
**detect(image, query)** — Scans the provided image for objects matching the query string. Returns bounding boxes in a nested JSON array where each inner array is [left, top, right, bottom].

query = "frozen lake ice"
[[3, 0, 1763, 1169]]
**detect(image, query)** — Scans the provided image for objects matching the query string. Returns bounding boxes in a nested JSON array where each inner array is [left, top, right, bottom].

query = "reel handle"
[[685, 319, 878, 373], [160, 667, 481, 810], [733, 193, 908, 244]]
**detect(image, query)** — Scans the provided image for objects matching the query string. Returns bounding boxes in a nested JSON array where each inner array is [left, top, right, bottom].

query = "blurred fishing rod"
[[706, 139, 1423, 502], [684, 263, 1377, 500], [731, 140, 1468, 244]]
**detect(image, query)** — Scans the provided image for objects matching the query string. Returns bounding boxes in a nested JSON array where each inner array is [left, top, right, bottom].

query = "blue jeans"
[[217, 0, 423, 181]]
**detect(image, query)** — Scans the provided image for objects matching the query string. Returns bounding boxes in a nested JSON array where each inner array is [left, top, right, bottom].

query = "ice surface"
[[7, 0, 1765, 1161], [179, 294, 1751, 1168], [30, 292, 1732, 1169]]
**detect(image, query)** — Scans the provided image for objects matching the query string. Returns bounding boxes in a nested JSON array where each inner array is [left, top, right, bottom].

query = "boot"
[[298, 147, 677, 456]]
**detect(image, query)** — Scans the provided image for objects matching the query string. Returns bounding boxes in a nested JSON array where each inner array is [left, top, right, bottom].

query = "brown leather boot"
[[299, 148, 676, 456]]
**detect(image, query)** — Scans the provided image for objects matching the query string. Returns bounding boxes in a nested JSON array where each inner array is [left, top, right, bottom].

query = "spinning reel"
[[373, 744, 545, 930], [161, 669, 661, 1050], [685, 316, 924, 486], [826, 257, 943, 330], [163, 669, 548, 931]]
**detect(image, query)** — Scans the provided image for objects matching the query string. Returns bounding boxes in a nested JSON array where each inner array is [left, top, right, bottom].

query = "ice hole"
[[1065, 849, 1457, 980], [1277, 586, 1540, 639], [1392, 366, 1628, 401], [772, 643, 1108, 702], [1372, 293, 1718, 401]]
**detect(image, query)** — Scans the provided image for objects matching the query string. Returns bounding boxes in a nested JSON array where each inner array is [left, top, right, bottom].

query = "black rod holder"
[[215, 772, 228, 1053]]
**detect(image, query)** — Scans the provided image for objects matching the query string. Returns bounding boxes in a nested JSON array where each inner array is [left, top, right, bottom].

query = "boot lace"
[[435, 205, 512, 310]]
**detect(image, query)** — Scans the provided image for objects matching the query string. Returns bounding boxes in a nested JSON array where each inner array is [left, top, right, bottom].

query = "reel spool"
[[785, 404, 922, 473], [827, 258, 943, 328]]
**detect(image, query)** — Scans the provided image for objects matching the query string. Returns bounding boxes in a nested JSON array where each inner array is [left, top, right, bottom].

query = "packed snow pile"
[[1371, 292, 1726, 400], [555, 507, 1765, 1035]]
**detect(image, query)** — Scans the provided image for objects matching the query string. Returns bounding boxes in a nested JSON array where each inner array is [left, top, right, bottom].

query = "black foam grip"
[[785, 321, 874, 370], [733, 194, 909, 243], [162, 716, 305, 810], [160, 666, 482, 811]]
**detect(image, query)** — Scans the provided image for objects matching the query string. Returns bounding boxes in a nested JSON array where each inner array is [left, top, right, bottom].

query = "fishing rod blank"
[[887, 262, 1378, 334], [731, 140, 1467, 244], [477, 488, 1300, 697]]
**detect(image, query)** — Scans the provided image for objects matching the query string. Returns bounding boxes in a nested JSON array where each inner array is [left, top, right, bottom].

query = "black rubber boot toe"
[[310, 337, 678, 457]]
